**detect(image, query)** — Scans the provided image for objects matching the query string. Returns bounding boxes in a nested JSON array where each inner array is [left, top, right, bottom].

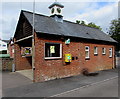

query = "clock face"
[[51, 8, 54, 14], [57, 8, 61, 13]]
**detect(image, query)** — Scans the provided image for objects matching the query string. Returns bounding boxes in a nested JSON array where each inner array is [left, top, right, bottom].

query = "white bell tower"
[[48, 1, 64, 22]]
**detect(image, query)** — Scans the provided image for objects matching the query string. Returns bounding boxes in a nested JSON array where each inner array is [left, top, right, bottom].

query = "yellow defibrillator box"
[[65, 54, 72, 62]]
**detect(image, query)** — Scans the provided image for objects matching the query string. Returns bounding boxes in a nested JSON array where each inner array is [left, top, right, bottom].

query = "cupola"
[[48, 1, 64, 22]]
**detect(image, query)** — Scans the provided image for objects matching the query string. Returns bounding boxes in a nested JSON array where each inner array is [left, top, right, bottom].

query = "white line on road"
[[50, 76, 118, 97]]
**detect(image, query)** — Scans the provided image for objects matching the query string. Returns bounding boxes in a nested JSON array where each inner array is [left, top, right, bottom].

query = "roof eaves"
[[36, 31, 117, 43], [36, 31, 64, 36]]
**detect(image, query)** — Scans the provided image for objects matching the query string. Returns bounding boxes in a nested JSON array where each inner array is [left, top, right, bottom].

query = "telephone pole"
[[32, 0, 35, 81]]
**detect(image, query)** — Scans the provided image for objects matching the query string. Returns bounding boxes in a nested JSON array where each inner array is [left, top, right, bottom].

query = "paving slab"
[[16, 69, 33, 80]]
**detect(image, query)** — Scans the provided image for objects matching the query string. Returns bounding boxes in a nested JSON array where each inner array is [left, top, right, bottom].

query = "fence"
[[116, 51, 120, 57], [116, 57, 120, 68], [116, 51, 120, 68], [0, 58, 13, 71]]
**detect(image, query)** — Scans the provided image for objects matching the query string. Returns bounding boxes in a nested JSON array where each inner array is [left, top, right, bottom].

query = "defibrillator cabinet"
[[65, 54, 72, 62]]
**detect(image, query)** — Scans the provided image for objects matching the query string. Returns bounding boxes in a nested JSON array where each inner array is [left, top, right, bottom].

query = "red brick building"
[[14, 2, 117, 82]]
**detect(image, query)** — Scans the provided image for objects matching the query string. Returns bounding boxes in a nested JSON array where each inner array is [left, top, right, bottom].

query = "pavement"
[[16, 69, 33, 80], [2, 71, 32, 90], [2, 68, 118, 97]]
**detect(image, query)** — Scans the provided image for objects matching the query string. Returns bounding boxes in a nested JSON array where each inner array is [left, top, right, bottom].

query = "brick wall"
[[14, 43, 32, 71], [34, 34, 115, 82], [8, 44, 14, 58], [1, 58, 13, 71]]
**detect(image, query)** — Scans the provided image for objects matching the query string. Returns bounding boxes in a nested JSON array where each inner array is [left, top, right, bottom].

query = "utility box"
[[65, 54, 72, 62]]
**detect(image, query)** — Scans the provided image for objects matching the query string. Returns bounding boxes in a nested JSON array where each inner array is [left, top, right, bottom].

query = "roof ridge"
[[22, 10, 51, 19]]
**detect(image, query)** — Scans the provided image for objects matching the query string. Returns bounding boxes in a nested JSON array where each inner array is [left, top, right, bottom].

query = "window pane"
[[102, 48, 104, 53], [94, 47, 97, 54], [3, 45, 6, 47], [85, 46, 89, 58], [85, 51, 89, 58], [45, 43, 60, 57], [102, 48, 105, 54], [109, 48, 112, 57], [85, 46, 89, 50]]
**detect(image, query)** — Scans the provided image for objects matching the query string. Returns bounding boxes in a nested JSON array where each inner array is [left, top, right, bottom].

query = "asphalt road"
[[2, 69, 118, 97], [53, 77, 118, 97]]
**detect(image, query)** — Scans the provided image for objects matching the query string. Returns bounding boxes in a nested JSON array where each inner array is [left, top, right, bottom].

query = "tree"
[[81, 21, 86, 25], [88, 22, 102, 30], [108, 18, 120, 51], [76, 20, 80, 24], [76, 20, 86, 25]]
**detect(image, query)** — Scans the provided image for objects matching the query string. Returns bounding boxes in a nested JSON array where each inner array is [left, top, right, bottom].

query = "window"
[[102, 48, 106, 55], [94, 47, 98, 55], [109, 48, 112, 57], [12, 49, 14, 53], [45, 43, 62, 59], [85, 46, 90, 59], [3, 45, 6, 47]]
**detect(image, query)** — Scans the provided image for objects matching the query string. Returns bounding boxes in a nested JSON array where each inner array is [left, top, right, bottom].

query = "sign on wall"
[[65, 38, 70, 45], [50, 46, 55, 53], [21, 47, 32, 57]]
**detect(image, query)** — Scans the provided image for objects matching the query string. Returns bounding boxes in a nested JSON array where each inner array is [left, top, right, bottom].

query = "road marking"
[[50, 76, 118, 97]]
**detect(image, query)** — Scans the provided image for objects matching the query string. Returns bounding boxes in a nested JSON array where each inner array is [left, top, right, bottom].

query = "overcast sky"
[[1, 1, 118, 40]]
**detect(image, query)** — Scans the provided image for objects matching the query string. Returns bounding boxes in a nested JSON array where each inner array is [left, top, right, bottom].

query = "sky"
[[0, 1, 119, 40]]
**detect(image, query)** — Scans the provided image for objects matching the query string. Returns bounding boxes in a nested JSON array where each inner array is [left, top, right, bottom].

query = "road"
[[53, 77, 118, 97], [2, 69, 118, 97]]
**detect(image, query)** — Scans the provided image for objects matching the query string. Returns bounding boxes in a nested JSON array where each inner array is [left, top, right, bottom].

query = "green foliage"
[[76, 20, 80, 24], [81, 21, 86, 25], [88, 22, 102, 30], [109, 18, 120, 51], [76, 20, 102, 30]]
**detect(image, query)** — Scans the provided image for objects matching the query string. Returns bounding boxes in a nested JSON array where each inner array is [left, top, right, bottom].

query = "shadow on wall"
[[26, 57, 32, 66]]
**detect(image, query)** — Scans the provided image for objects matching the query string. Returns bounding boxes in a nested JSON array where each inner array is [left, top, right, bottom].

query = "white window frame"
[[94, 46, 98, 55], [12, 49, 14, 53], [109, 48, 112, 58], [85, 46, 90, 59], [44, 43, 62, 59], [102, 47, 106, 55]]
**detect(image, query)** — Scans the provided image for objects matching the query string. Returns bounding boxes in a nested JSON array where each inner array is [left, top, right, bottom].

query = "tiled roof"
[[22, 10, 116, 43]]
